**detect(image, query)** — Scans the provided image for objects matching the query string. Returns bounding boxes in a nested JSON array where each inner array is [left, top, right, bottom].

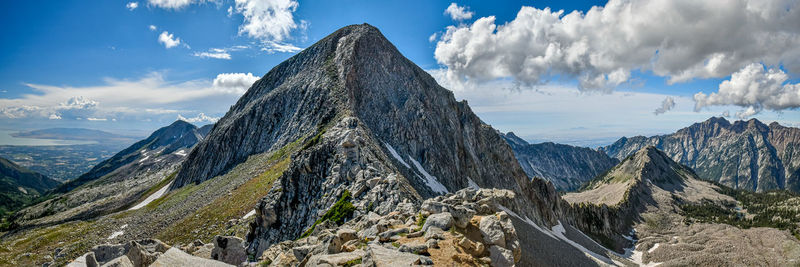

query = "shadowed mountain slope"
[[502, 132, 619, 191]]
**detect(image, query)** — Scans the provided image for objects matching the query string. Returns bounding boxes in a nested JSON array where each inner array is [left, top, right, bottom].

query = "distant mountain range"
[[564, 146, 800, 265], [0, 156, 60, 220], [13, 120, 211, 227], [502, 132, 619, 191], [11, 128, 140, 143], [601, 117, 800, 193]]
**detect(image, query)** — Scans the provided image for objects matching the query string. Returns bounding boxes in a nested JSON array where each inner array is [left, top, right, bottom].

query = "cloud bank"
[[433, 0, 800, 90], [694, 63, 800, 117], [0, 72, 259, 122]]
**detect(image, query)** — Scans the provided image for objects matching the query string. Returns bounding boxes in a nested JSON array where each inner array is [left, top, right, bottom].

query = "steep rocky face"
[[0, 156, 60, 216], [502, 132, 619, 191], [601, 117, 800, 192], [167, 24, 567, 261], [12, 120, 209, 227], [564, 146, 800, 265]]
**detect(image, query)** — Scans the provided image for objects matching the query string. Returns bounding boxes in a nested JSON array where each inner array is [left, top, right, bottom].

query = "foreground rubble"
[[65, 188, 523, 267]]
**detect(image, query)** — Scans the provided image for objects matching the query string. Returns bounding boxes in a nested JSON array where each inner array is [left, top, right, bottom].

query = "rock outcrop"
[[601, 117, 800, 192], [501, 132, 619, 191], [255, 188, 522, 267]]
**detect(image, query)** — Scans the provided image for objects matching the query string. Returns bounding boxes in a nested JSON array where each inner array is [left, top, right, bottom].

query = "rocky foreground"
[[67, 188, 523, 267]]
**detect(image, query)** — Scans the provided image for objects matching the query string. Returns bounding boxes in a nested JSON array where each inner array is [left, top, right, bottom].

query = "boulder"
[[307, 250, 366, 267], [480, 215, 506, 248], [422, 212, 453, 232], [102, 255, 134, 267], [150, 248, 233, 267], [398, 243, 428, 255], [211, 236, 247, 265], [363, 244, 432, 267], [378, 227, 408, 242], [423, 227, 444, 240], [336, 228, 358, 243], [451, 206, 477, 228], [457, 237, 485, 257], [488, 245, 514, 267]]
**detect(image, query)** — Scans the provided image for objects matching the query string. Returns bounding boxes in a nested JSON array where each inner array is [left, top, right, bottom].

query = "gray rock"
[[150, 248, 233, 267], [423, 227, 444, 241], [378, 227, 408, 242], [488, 245, 514, 267], [100, 255, 134, 267], [480, 215, 506, 248], [422, 212, 453, 232], [398, 243, 428, 255], [211, 236, 247, 265], [336, 228, 358, 243], [451, 206, 476, 228], [364, 244, 430, 267]]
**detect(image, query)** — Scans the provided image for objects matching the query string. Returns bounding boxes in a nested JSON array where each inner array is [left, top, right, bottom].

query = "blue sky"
[[1, 0, 798, 146]]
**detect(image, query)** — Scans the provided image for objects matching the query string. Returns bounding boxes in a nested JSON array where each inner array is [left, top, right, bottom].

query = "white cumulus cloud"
[[148, 0, 195, 9], [212, 73, 259, 94], [444, 3, 473, 21], [158, 31, 182, 49], [434, 0, 800, 91], [693, 63, 800, 117], [654, 96, 675, 115], [234, 0, 303, 52], [126, 2, 139, 10], [149, 25, 157, 31]]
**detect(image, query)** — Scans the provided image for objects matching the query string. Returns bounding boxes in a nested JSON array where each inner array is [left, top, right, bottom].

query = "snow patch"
[[128, 181, 173, 210], [138, 156, 150, 163], [175, 149, 187, 157], [243, 209, 256, 220], [383, 143, 410, 169], [648, 243, 660, 253], [467, 177, 480, 190], [107, 231, 123, 240], [408, 157, 448, 194]]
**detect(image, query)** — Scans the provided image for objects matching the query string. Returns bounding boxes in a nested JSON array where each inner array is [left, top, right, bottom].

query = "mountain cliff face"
[[12, 120, 208, 227], [164, 24, 630, 265], [0, 156, 60, 217], [564, 146, 800, 265], [502, 132, 619, 191], [601, 117, 800, 192]]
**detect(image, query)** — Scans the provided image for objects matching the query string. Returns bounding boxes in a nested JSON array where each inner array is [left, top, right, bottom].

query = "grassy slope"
[[0, 137, 304, 266]]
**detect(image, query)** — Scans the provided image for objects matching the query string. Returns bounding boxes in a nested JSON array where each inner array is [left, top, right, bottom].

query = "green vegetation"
[[300, 190, 356, 238], [157, 156, 290, 244], [414, 212, 428, 231], [342, 257, 362, 267], [679, 183, 800, 239], [0, 220, 97, 266]]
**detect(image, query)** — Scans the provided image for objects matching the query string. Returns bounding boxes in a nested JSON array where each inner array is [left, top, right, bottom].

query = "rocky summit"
[[601, 117, 800, 193]]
